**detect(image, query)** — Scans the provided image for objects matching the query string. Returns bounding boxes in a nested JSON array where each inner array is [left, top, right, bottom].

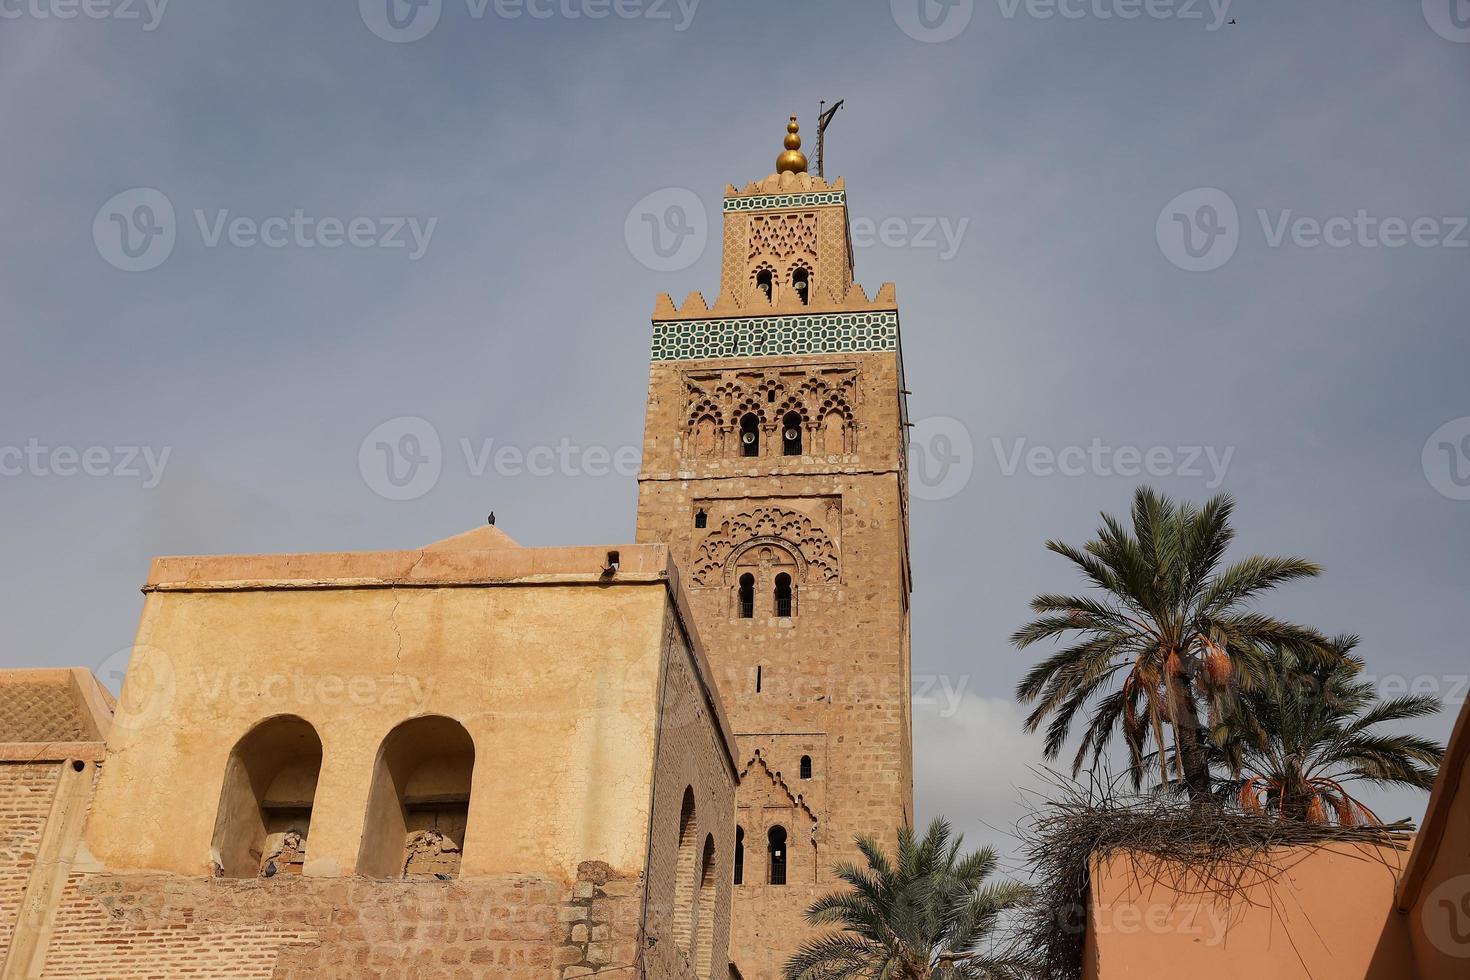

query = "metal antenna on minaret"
[[816, 99, 845, 179]]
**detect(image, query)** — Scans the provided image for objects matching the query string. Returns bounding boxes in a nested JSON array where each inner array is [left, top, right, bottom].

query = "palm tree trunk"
[[1150, 699, 1170, 791], [1280, 765, 1313, 821], [1165, 649, 1212, 803]]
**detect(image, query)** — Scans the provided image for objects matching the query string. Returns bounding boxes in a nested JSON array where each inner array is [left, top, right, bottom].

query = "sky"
[[2, 0, 1468, 871]]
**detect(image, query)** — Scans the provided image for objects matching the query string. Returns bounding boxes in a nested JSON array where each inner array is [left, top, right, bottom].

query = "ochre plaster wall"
[[2, 544, 739, 979], [87, 581, 670, 881]]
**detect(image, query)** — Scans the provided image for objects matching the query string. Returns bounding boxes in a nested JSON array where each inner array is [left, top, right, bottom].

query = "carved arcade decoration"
[[682, 367, 858, 459]]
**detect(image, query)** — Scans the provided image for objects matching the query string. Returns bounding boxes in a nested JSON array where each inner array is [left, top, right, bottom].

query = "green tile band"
[[651, 311, 899, 361], [722, 191, 847, 213]]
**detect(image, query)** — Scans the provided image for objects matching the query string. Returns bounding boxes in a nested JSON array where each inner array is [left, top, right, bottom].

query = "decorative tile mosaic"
[[723, 191, 846, 213], [651, 311, 899, 361]]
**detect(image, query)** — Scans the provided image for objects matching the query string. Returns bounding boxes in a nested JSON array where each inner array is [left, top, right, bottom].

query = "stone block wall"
[[32, 862, 642, 979]]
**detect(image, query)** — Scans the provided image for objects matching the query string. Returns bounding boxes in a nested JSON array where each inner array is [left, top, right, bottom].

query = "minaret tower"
[[635, 117, 914, 979]]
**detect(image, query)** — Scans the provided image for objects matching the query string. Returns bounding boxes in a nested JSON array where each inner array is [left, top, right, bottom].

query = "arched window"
[[694, 509, 707, 529], [782, 411, 803, 456], [740, 413, 760, 457], [768, 826, 788, 886], [734, 826, 745, 885], [357, 715, 475, 879], [756, 269, 773, 302], [739, 574, 755, 619], [672, 788, 698, 951], [775, 573, 794, 618], [210, 715, 322, 879], [695, 835, 717, 974], [800, 755, 813, 780], [792, 267, 810, 305]]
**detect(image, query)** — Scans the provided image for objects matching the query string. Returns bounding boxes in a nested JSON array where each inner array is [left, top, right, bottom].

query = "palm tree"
[[782, 818, 1032, 980], [1013, 487, 1335, 802], [1213, 637, 1444, 824]]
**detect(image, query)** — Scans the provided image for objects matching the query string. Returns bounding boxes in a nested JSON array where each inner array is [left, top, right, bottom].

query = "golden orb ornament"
[[776, 115, 808, 174]]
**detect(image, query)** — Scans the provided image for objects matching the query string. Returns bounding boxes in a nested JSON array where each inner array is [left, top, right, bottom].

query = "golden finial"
[[776, 115, 808, 174]]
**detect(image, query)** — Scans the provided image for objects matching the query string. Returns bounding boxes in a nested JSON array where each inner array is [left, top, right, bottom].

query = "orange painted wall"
[[1086, 843, 1417, 980], [1401, 696, 1470, 979]]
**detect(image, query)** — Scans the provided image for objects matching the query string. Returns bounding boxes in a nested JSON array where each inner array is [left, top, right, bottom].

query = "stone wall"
[[636, 348, 914, 979]]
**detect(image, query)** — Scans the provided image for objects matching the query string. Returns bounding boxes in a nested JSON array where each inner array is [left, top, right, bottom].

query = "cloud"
[[914, 692, 1052, 868]]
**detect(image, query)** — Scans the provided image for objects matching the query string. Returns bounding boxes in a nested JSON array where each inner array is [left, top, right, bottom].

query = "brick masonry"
[[0, 762, 59, 956], [35, 862, 639, 979]]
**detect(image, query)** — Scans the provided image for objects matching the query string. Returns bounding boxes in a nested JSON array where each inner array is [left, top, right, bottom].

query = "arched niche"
[[357, 715, 476, 879], [209, 714, 323, 879]]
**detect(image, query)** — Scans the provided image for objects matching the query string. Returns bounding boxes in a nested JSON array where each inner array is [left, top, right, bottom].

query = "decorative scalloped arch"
[[689, 506, 840, 586], [685, 397, 725, 430], [731, 398, 766, 426], [775, 395, 810, 424], [724, 537, 805, 586]]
